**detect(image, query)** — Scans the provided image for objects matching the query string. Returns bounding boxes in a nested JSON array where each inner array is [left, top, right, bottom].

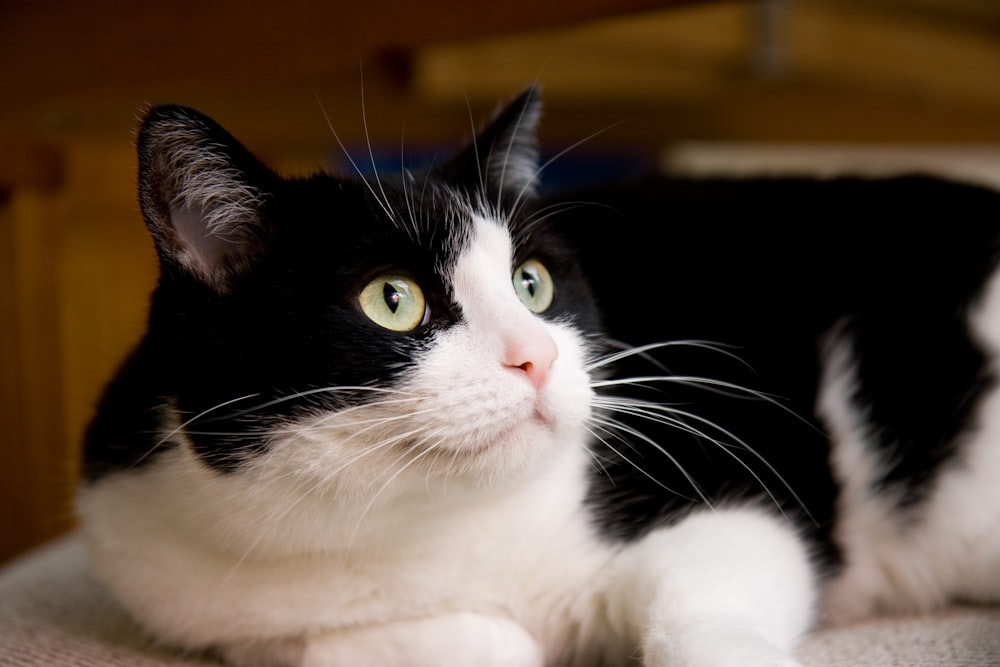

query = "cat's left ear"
[[439, 87, 542, 200]]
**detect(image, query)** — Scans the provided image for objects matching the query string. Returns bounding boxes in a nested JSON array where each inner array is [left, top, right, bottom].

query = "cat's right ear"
[[137, 105, 274, 293]]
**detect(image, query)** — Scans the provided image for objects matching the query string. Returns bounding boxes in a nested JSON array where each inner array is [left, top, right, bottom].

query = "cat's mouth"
[[480, 405, 559, 453]]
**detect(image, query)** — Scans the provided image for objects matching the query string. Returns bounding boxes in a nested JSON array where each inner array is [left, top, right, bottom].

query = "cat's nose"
[[503, 329, 559, 391]]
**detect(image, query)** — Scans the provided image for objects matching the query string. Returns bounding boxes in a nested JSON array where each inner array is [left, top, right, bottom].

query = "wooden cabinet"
[[0, 141, 158, 563]]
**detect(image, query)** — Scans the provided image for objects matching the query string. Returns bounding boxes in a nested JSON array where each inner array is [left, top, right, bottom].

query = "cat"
[[77, 87, 1000, 667]]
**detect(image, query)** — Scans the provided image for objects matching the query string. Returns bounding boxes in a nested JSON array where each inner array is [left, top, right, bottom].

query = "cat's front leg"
[[222, 612, 544, 667], [613, 508, 815, 667]]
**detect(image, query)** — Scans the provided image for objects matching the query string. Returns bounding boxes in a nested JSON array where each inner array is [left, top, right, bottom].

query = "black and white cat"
[[78, 88, 1000, 667]]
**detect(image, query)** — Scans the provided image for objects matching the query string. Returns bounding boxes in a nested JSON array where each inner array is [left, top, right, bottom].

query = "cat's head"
[[125, 89, 602, 507]]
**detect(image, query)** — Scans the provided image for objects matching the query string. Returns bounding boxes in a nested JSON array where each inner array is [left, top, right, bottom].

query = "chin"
[[449, 415, 584, 487]]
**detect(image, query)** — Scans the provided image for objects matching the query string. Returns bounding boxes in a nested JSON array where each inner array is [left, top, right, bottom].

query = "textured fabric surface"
[[796, 605, 1000, 666], [0, 535, 217, 666], [1, 535, 998, 666]]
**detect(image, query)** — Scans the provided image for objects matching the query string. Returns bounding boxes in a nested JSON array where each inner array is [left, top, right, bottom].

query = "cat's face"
[[136, 90, 602, 503]]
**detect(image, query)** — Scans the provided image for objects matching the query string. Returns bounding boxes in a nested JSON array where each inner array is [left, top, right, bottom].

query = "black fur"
[[545, 175, 1000, 569]]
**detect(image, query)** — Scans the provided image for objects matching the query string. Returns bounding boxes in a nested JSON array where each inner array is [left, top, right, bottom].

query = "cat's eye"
[[513, 259, 554, 314], [359, 274, 428, 331]]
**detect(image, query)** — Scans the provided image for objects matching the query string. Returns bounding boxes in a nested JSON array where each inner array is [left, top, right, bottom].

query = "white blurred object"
[[663, 143, 1000, 190]]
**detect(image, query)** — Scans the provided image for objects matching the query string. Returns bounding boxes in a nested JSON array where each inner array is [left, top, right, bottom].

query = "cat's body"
[[547, 175, 1000, 624], [77, 89, 1000, 666]]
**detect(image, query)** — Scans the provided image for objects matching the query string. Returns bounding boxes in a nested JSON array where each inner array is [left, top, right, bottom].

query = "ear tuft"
[[138, 105, 272, 292]]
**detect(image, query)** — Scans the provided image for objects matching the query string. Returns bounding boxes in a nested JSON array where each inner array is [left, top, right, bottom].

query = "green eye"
[[359, 274, 428, 331], [513, 259, 554, 313]]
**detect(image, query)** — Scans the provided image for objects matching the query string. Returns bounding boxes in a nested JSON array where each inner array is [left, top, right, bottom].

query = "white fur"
[[80, 213, 821, 666], [612, 508, 815, 667], [820, 269, 1000, 624]]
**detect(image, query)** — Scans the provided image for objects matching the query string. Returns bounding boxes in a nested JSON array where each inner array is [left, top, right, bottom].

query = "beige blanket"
[[1, 535, 997, 666]]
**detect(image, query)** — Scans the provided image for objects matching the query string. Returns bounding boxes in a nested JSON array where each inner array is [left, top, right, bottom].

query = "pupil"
[[521, 271, 536, 297], [383, 283, 401, 313]]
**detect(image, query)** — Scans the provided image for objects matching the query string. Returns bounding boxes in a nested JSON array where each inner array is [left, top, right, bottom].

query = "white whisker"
[[314, 90, 395, 222], [512, 200, 614, 249], [586, 339, 751, 373], [132, 393, 261, 469], [463, 90, 487, 203], [359, 69, 395, 223], [348, 444, 439, 547], [588, 414, 711, 508], [200, 386, 417, 423], [593, 394, 815, 525], [508, 119, 630, 223], [584, 422, 692, 500], [493, 91, 537, 214], [399, 133, 420, 243], [593, 372, 821, 435]]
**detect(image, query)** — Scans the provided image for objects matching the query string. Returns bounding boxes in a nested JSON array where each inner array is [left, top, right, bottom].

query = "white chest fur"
[[78, 442, 619, 659]]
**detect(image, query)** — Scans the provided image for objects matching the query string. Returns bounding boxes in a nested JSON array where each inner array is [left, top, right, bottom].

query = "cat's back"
[[545, 174, 1000, 346]]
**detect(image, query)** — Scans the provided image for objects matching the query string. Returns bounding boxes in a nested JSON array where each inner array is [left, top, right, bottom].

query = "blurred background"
[[2, 0, 999, 565]]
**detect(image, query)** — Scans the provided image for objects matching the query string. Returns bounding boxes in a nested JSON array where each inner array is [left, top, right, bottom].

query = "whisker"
[[441, 436, 466, 495], [130, 393, 261, 469], [602, 399, 787, 513], [302, 394, 429, 428], [220, 473, 322, 585], [585, 422, 693, 500], [594, 395, 815, 525], [493, 87, 540, 215], [577, 432, 613, 480], [314, 89, 395, 222], [319, 426, 423, 481], [223, 416, 441, 575], [595, 373, 778, 406], [596, 373, 822, 437], [588, 414, 710, 507], [176, 394, 430, 441], [463, 90, 487, 204], [348, 444, 439, 547], [512, 200, 615, 249], [508, 119, 631, 224], [586, 340, 751, 373], [399, 132, 420, 243], [198, 386, 418, 424], [359, 68, 395, 223]]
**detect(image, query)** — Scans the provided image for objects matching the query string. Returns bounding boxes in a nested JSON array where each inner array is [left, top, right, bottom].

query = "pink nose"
[[503, 330, 559, 391]]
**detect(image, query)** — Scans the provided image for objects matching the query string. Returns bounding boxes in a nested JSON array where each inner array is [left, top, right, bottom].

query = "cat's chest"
[[80, 443, 614, 647]]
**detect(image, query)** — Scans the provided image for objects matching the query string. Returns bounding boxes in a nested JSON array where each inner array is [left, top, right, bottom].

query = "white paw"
[[447, 613, 545, 667]]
